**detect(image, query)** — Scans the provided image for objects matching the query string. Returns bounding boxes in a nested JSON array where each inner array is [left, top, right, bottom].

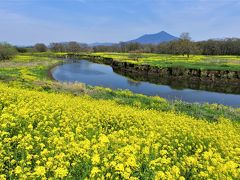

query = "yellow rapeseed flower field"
[[0, 83, 240, 179]]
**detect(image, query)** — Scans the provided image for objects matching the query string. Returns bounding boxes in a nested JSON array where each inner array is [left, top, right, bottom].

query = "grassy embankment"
[[26, 51, 240, 70], [92, 52, 240, 71], [0, 53, 240, 179], [1, 83, 240, 179]]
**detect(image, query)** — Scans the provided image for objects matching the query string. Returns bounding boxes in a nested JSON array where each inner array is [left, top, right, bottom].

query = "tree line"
[[0, 41, 91, 60], [92, 33, 240, 56], [1, 33, 240, 60], [15, 41, 91, 53], [38, 36, 240, 56]]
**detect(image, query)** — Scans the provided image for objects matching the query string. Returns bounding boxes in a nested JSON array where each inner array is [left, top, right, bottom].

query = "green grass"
[[0, 55, 60, 80], [91, 52, 240, 71]]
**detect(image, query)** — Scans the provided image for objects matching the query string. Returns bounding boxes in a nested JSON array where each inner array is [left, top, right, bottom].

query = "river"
[[51, 59, 240, 107]]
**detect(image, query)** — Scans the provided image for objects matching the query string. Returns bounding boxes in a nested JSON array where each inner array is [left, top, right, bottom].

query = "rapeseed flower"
[[0, 83, 240, 179]]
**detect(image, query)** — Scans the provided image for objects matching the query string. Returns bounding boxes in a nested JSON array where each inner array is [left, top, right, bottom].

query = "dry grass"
[[0, 61, 56, 68]]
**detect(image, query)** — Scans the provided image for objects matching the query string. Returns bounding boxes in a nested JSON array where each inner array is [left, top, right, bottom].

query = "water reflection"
[[51, 60, 240, 107], [127, 79, 142, 87]]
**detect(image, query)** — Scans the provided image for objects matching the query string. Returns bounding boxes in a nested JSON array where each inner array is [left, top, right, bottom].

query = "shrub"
[[15, 46, 29, 53], [0, 43, 17, 60]]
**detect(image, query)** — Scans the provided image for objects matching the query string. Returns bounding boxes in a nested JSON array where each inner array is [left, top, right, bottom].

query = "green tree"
[[0, 43, 17, 61], [15, 46, 29, 53]]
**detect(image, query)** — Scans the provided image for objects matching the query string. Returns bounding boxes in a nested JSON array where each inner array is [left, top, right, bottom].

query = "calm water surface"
[[52, 60, 240, 107]]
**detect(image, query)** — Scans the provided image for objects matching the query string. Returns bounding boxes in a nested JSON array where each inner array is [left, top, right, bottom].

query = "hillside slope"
[[0, 83, 240, 179], [128, 31, 178, 44]]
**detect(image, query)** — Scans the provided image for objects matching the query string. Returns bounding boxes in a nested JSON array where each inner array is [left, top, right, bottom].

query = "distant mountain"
[[89, 42, 114, 47], [87, 31, 178, 46], [128, 31, 178, 44]]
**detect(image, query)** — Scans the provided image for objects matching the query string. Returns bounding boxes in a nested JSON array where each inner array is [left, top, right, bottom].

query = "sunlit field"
[[92, 52, 240, 70], [1, 83, 240, 179], [20, 51, 240, 70]]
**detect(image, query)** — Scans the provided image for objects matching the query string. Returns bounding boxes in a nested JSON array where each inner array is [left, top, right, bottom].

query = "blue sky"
[[0, 0, 240, 45]]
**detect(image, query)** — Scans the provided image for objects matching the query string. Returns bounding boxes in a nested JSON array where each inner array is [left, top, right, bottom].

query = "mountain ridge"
[[128, 31, 179, 44], [88, 31, 179, 46]]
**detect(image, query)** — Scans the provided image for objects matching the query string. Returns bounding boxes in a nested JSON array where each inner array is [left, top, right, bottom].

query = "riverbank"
[[52, 59, 240, 107], [0, 54, 239, 122], [91, 52, 240, 71], [60, 53, 240, 91], [20, 52, 240, 95]]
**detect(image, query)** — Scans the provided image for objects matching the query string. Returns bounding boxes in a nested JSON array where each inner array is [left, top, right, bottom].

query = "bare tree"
[[179, 32, 193, 58], [49, 43, 66, 52], [34, 43, 47, 52], [66, 41, 81, 52], [180, 32, 191, 41]]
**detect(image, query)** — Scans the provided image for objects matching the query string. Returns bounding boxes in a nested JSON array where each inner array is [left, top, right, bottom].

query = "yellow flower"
[[199, 171, 208, 178], [90, 167, 101, 177], [28, 124, 33, 129], [115, 163, 124, 172], [14, 166, 22, 174], [0, 81, 240, 179], [171, 166, 180, 177], [34, 166, 46, 176], [0, 174, 6, 180], [99, 134, 109, 144], [55, 167, 68, 178], [92, 154, 100, 165], [155, 171, 165, 179]]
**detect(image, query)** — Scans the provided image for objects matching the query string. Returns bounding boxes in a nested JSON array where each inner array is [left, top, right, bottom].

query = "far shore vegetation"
[[1, 32, 240, 71]]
